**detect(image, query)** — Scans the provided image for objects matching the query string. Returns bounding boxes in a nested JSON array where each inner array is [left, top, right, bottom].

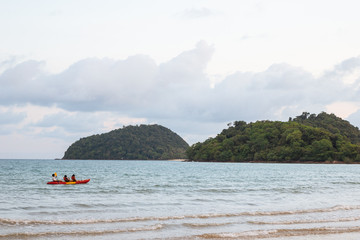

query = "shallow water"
[[1, 159, 360, 239]]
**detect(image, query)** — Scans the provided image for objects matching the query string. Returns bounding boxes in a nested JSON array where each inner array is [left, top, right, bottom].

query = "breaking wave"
[[1, 204, 359, 226], [197, 226, 360, 239], [0, 224, 163, 239]]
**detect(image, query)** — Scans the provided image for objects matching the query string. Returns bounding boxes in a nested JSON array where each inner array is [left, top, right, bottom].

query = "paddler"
[[63, 175, 70, 182], [71, 174, 77, 182], [52, 173, 57, 181], [51, 173, 62, 182]]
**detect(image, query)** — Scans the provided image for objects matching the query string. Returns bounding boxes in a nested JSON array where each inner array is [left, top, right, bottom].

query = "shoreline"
[[55, 158, 359, 164], [184, 159, 359, 164]]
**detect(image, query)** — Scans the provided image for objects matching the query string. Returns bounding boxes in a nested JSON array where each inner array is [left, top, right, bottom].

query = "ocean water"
[[1, 160, 360, 239]]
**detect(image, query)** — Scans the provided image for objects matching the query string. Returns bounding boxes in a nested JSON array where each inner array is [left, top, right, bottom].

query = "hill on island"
[[186, 112, 360, 163], [63, 124, 189, 160]]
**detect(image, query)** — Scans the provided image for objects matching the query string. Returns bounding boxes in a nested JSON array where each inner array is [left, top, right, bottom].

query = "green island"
[[62, 124, 189, 160], [62, 112, 360, 163], [187, 112, 360, 163]]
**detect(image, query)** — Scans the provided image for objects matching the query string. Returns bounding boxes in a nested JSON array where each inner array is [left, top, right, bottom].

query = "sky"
[[2, 0, 360, 159]]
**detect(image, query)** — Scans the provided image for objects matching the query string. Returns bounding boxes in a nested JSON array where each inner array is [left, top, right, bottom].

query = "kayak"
[[47, 179, 90, 185]]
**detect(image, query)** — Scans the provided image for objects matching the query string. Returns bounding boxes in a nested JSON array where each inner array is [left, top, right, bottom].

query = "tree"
[[63, 125, 189, 160], [186, 112, 360, 163]]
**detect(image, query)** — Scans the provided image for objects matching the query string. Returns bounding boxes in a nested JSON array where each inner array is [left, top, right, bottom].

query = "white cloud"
[[0, 107, 26, 125], [2, 43, 360, 158], [1, 44, 359, 125], [180, 8, 217, 19], [0, 134, 67, 159], [3, 0, 360, 159], [326, 102, 360, 119]]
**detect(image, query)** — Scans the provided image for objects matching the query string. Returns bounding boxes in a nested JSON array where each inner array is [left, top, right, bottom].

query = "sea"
[[2, 159, 360, 240]]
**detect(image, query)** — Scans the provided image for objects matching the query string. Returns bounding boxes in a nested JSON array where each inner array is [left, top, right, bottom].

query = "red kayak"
[[47, 179, 90, 185]]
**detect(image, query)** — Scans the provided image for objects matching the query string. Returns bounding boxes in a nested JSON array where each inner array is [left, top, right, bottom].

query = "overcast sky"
[[2, 0, 360, 159]]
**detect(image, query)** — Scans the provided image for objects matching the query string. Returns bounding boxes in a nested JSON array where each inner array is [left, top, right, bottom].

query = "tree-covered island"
[[62, 124, 189, 160], [62, 112, 360, 163], [186, 112, 360, 163]]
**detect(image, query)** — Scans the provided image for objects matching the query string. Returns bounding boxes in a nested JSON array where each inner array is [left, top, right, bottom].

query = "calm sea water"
[[2, 159, 360, 239]]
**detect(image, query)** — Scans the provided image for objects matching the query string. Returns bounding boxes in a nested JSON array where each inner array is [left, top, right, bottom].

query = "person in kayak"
[[52, 174, 58, 181], [63, 175, 70, 182], [71, 174, 77, 182], [52, 173, 62, 182]]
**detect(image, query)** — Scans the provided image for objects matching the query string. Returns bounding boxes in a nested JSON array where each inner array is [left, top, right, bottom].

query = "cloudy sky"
[[2, 0, 360, 159]]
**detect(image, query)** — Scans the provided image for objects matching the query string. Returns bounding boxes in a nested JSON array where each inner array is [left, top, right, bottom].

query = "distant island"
[[186, 112, 360, 163], [62, 124, 189, 160], [62, 112, 360, 163]]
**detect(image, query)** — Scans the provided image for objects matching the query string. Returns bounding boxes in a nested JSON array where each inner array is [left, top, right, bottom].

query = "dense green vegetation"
[[186, 112, 360, 163], [63, 124, 189, 160], [291, 112, 360, 144]]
